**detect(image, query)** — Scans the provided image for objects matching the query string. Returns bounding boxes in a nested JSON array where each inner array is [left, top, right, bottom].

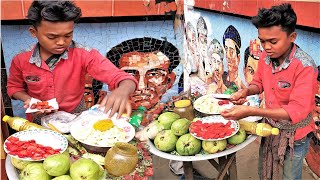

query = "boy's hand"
[[24, 98, 57, 115], [230, 89, 248, 105], [220, 105, 252, 120], [99, 88, 131, 119], [23, 98, 32, 109], [99, 79, 136, 119]]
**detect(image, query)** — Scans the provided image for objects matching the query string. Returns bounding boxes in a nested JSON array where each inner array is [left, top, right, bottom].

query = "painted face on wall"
[[211, 53, 224, 84], [197, 17, 208, 56], [207, 39, 224, 84], [119, 51, 175, 109], [224, 38, 240, 73], [186, 28, 197, 58], [244, 55, 259, 84]]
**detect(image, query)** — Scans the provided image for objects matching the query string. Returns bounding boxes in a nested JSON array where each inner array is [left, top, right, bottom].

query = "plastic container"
[[173, 100, 195, 121], [104, 142, 138, 176], [239, 121, 279, 137], [2, 115, 44, 131], [129, 106, 146, 128], [41, 111, 77, 133]]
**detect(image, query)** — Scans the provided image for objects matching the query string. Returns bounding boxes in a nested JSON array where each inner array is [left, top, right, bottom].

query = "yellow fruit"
[[93, 119, 114, 131]]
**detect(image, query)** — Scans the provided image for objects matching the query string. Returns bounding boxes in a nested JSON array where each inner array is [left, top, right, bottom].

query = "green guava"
[[171, 118, 191, 136], [43, 153, 71, 176], [158, 112, 180, 129], [227, 128, 247, 145], [202, 139, 227, 154], [10, 156, 33, 170], [154, 130, 178, 152], [70, 158, 102, 180], [176, 133, 201, 156], [52, 175, 72, 180], [20, 163, 51, 180]]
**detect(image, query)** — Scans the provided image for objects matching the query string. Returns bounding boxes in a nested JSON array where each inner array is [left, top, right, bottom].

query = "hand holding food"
[[230, 89, 248, 105]]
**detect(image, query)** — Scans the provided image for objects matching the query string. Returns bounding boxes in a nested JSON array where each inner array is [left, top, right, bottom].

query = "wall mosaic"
[[184, 7, 320, 140], [1, 20, 184, 119]]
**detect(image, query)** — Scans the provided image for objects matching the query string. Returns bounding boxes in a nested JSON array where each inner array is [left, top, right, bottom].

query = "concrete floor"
[[152, 137, 316, 180]]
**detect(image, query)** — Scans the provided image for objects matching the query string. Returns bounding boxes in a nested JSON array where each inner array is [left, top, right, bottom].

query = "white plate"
[[70, 109, 135, 147], [212, 94, 231, 100], [189, 115, 239, 141], [26, 98, 59, 113], [193, 94, 233, 114], [240, 116, 263, 122], [4, 129, 68, 161]]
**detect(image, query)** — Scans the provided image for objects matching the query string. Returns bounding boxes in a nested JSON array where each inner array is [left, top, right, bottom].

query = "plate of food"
[[70, 116, 135, 148], [193, 94, 233, 114], [4, 129, 68, 161], [25, 98, 59, 113], [189, 115, 239, 141]]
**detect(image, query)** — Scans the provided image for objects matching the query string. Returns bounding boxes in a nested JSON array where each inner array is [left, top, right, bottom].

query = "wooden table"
[[148, 135, 257, 180]]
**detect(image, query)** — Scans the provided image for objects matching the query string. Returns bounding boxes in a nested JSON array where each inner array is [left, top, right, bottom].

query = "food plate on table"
[[4, 129, 68, 161], [189, 115, 239, 141], [193, 94, 233, 114], [70, 107, 135, 148]]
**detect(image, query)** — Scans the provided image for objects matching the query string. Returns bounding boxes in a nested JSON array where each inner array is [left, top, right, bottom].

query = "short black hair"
[[27, 0, 82, 28], [244, 47, 250, 67], [251, 3, 297, 35], [222, 25, 241, 55]]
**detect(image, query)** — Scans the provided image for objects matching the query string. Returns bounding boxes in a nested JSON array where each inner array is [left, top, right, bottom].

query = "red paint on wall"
[[193, 0, 319, 28], [1, 0, 318, 28], [75, 1, 113, 17], [1, 1, 24, 20]]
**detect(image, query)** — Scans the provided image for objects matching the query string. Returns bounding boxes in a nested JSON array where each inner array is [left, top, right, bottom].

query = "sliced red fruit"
[[7, 136, 19, 143]]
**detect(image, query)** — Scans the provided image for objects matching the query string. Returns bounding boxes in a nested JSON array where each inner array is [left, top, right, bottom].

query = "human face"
[[29, 20, 74, 60], [244, 55, 259, 84], [119, 52, 175, 109], [212, 54, 224, 84], [187, 29, 197, 55], [258, 25, 296, 62], [224, 38, 240, 73]]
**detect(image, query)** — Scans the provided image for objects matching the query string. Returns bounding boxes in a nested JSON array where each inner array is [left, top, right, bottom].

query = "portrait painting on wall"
[[100, 37, 183, 125], [183, 12, 262, 109]]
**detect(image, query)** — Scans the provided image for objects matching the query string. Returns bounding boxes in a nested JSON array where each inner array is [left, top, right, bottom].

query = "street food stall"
[[3, 93, 262, 180]]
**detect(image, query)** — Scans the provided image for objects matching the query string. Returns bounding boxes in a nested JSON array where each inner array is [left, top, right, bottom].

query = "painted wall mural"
[[183, 7, 320, 141], [104, 37, 183, 125]]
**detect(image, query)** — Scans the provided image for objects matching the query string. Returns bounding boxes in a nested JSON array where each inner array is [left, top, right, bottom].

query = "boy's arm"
[[85, 49, 138, 90], [12, 91, 32, 108], [230, 85, 260, 105], [12, 91, 31, 102]]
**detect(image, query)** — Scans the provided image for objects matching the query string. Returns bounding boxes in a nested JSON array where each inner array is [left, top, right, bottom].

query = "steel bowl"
[[80, 142, 110, 154]]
